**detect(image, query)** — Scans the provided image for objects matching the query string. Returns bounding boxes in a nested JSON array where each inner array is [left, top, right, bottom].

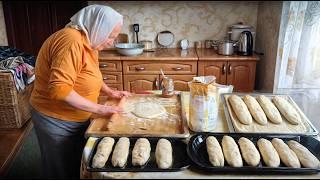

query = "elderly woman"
[[30, 5, 129, 178]]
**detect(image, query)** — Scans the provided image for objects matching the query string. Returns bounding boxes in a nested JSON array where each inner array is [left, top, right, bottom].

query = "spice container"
[[162, 77, 174, 98]]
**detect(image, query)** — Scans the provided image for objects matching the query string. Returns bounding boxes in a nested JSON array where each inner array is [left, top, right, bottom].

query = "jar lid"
[[231, 24, 252, 29]]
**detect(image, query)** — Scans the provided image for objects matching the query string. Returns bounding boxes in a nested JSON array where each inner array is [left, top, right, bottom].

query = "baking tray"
[[87, 137, 191, 172], [187, 132, 320, 174], [221, 93, 319, 136], [85, 93, 190, 138]]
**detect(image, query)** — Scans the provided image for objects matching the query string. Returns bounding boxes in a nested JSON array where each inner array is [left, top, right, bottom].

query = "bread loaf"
[[243, 95, 268, 125], [272, 96, 301, 125], [206, 136, 224, 167], [92, 137, 115, 168], [155, 138, 173, 169], [111, 137, 130, 168], [288, 140, 320, 168], [271, 138, 300, 168], [132, 138, 151, 166], [228, 95, 252, 125], [256, 95, 282, 124], [238, 137, 260, 167], [221, 136, 243, 167], [257, 138, 280, 167]]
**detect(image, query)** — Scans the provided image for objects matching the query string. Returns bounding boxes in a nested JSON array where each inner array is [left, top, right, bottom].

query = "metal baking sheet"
[[85, 93, 190, 138], [220, 93, 319, 136], [187, 132, 320, 174], [87, 137, 190, 172]]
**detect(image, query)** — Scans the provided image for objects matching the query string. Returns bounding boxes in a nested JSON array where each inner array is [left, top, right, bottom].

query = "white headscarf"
[[66, 5, 123, 49]]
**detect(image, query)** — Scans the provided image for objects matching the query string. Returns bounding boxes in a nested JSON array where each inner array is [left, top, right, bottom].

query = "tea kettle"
[[238, 31, 253, 56]]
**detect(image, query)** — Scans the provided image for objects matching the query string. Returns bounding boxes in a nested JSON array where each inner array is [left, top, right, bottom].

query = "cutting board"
[[85, 93, 190, 138]]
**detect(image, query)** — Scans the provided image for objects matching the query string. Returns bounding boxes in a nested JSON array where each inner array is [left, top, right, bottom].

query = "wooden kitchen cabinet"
[[198, 61, 227, 85], [123, 75, 159, 92], [160, 75, 195, 91]]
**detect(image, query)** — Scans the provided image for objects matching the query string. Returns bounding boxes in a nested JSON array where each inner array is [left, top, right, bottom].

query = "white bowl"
[[115, 43, 144, 56]]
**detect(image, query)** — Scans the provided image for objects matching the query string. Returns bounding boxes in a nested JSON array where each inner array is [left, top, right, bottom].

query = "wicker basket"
[[0, 72, 33, 128]]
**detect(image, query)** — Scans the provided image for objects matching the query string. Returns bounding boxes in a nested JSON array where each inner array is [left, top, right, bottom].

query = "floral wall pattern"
[[0, 1, 8, 46], [89, 1, 258, 48]]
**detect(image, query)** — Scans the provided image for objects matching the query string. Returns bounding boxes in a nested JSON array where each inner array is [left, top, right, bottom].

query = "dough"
[[132, 102, 166, 119], [111, 137, 130, 168], [256, 95, 282, 124], [243, 95, 268, 125], [238, 137, 260, 167], [271, 138, 301, 168], [132, 138, 151, 166], [206, 136, 224, 167], [287, 140, 320, 168], [257, 138, 280, 167], [155, 138, 173, 169], [92, 137, 115, 168], [221, 136, 243, 167], [228, 95, 252, 125], [272, 96, 301, 125]]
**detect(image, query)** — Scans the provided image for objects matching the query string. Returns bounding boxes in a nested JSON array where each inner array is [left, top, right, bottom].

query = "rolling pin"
[[107, 97, 127, 128]]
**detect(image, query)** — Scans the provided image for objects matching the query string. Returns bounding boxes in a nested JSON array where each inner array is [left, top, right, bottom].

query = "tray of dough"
[[187, 132, 320, 174], [220, 93, 319, 136], [85, 93, 190, 138], [87, 136, 190, 172]]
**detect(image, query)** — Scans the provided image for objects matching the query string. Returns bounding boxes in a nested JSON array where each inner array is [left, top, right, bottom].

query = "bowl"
[[115, 43, 144, 56]]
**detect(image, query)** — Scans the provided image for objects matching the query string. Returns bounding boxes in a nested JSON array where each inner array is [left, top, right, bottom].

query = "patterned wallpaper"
[[89, 1, 258, 48], [0, 1, 8, 46], [255, 1, 283, 92]]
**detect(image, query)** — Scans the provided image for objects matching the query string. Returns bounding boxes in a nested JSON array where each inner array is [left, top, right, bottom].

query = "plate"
[[157, 31, 175, 47], [187, 132, 320, 174], [87, 137, 191, 172]]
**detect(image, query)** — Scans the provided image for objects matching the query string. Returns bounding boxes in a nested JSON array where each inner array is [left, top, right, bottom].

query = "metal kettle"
[[237, 31, 253, 56]]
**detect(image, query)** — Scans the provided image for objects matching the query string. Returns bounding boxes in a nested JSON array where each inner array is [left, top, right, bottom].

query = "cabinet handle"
[[99, 64, 108, 68], [103, 77, 108, 80], [228, 64, 232, 74], [172, 67, 183, 71], [135, 67, 145, 71], [222, 64, 226, 75]]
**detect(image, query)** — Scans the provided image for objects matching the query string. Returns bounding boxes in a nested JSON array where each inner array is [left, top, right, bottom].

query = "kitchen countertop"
[[81, 91, 320, 179], [196, 48, 259, 61]]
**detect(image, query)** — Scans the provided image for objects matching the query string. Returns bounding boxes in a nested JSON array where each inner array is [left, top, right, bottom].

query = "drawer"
[[101, 71, 122, 84], [100, 84, 123, 96], [99, 61, 122, 71], [123, 61, 197, 75]]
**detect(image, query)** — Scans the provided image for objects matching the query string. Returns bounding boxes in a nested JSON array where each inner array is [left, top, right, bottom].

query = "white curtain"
[[274, 1, 320, 90]]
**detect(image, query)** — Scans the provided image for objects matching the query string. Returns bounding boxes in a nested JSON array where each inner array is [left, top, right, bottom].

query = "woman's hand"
[[96, 104, 123, 116], [107, 90, 131, 99]]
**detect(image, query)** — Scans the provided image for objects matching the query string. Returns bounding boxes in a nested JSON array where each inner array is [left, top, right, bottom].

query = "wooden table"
[[0, 119, 33, 177]]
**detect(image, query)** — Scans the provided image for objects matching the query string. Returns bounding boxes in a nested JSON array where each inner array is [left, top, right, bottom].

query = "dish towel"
[[0, 56, 35, 91]]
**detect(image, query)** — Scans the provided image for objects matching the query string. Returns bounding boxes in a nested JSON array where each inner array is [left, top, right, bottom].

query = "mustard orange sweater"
[[30, 28, 102, 122]]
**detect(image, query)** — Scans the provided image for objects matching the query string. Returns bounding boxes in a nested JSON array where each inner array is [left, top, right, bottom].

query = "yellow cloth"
[[30, 27, 102, 122]]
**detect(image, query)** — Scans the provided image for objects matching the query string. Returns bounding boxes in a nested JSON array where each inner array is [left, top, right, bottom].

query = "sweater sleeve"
[[48, 42, 83, 100]]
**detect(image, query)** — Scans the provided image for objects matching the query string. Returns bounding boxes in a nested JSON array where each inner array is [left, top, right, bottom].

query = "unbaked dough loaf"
[[155, 138, 173, 169], [243, 95, 268, 125], [238, 137, 260, 167], [132, 138, 151, 166], [272, 96, 301, 125], [257, 138, 280, 167], [111, 137, 130, 168], [287, 140, 320, 168], [271, 138, 300, 168], [92, 137, 115, 168], [256, 95, 282, 124], [221, 136, 243, 167], [132, 102, 166, 119], [228, 95, 252, 125], [206, 136, 224, 167]]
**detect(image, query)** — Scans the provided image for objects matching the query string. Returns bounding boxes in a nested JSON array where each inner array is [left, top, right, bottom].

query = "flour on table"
[[132, 102, 167, 119]]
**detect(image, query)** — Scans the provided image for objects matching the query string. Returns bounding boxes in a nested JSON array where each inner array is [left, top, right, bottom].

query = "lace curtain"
[[274, 1, 320, 90]]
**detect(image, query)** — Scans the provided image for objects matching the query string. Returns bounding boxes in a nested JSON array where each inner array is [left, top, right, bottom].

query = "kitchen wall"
[[0, 1, 8, 46], [89, 1, 258, 48], [255, 1, 283, 92]]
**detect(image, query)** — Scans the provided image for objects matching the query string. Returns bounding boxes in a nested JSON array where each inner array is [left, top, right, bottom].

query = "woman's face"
[[96, 22, 122, 51]]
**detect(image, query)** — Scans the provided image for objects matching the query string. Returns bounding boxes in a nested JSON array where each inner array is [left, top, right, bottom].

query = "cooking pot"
[[212, 40, 237, 56], [228, 24, 253, 41]]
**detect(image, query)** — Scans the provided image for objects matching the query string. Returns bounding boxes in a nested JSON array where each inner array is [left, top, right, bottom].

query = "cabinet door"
[[123, 75, 159, 92], [198, 61, 227, 84], [226, 61, 256, 92], [161, 75, 195, 91]]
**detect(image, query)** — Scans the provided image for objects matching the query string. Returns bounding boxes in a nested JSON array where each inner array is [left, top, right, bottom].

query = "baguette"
[[92, 137, 115, 168], [271, 138, 300, 168], [257, 138, 280, 167], [243, 95, 268, 125], [228, 95, 252, 125], [222, 136, 243, 167], [238, 137, 260, 167], [272, 96, 301, 125], [155, 139, 173, 169], [206, 136, 224, 167], [111, 137, 130, 168], [256, 95, 282, 124], [132, 138, 151, 166], [288, 140, 320, 168]]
